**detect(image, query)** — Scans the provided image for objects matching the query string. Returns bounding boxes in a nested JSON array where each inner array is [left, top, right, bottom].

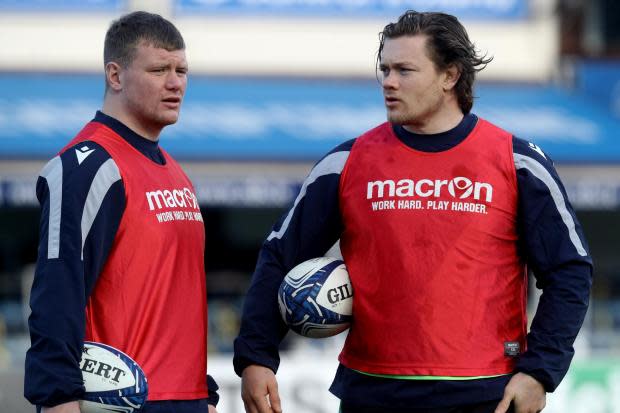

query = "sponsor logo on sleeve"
[[528, 142, 547, 160], [75, 145, 95, 165]]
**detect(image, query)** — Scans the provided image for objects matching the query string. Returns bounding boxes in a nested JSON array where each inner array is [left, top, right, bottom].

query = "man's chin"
[[159, 114, 180, 126], [387, 113, 412, 125]]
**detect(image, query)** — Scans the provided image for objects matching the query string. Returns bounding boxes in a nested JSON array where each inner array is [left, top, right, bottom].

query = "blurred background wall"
[[0, 1, 619, 412]]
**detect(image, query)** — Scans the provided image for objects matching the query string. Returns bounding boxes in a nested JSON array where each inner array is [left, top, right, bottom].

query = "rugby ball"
[[278, 257, 353, 338], [79, 341, 148, 413]]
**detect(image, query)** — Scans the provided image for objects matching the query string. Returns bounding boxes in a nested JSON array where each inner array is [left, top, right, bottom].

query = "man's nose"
[[382, 71, 398, 89]]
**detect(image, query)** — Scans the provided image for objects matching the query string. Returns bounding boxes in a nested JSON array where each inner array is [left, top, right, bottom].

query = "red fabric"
[[67, 122, 208, 400], [338, 119, 527, 377]]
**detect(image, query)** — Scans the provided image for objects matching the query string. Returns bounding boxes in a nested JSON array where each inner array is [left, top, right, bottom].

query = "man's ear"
[[105, 62, 123, 92], [443, 64, 461, 91]]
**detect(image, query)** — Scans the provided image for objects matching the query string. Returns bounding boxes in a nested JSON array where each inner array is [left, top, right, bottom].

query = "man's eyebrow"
[[380, 61, 414, 68]]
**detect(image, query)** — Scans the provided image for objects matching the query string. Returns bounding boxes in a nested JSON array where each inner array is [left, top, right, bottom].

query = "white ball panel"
[[81, 345, 136, 392], [315, 264, 353, 316]]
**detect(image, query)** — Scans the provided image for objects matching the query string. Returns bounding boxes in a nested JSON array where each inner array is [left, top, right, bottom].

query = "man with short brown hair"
[[25, 11, 218, 413]]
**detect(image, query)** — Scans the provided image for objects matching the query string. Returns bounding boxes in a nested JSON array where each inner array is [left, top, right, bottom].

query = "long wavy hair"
[[377, 10, 492, 114]]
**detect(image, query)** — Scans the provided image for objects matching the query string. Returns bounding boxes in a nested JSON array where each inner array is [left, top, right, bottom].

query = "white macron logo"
[[145, 187, 199, 211], [367, 177, 493, 202], [75, 145, 95, 165]]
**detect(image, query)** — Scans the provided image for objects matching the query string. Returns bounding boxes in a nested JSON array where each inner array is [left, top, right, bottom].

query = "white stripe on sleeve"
[[267, 151, 349, 241], [514, 153, 587, 256], [39, 156, 63, 259], [80, 158, 122, 259]]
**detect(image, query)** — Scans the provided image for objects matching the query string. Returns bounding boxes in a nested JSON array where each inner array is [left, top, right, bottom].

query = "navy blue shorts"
[[142, 398, 211, 413], [340, 399, 515, 413]]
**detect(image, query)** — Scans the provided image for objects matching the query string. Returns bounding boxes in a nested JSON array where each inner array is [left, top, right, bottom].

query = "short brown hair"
[[378, 10, 492, 114], [104, 11, 185, 68]]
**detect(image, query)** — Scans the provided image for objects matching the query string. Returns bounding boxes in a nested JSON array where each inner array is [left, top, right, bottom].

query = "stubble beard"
[[387, 94, 445, 127], [386, 107, 418, 126]]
